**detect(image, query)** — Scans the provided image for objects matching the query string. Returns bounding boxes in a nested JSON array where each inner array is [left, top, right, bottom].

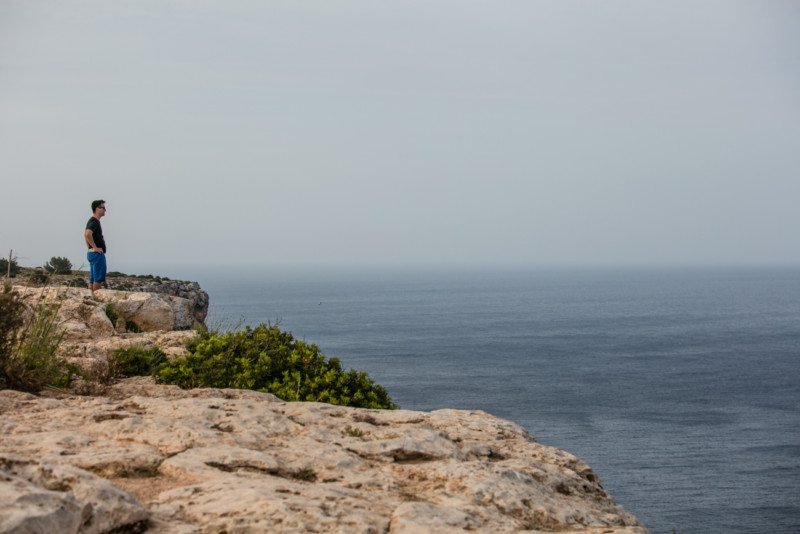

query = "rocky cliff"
[[0, 285, 646, 533], [8, 286, 199, 372]]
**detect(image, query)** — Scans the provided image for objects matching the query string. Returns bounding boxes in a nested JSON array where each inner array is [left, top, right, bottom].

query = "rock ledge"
[[0, 284, 646, 533], [0, 379, 645, 533]]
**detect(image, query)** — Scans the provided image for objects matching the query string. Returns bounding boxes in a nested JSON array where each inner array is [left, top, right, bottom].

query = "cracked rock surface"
[[9, 286, 199, 368], [0, 378, 645, 533]]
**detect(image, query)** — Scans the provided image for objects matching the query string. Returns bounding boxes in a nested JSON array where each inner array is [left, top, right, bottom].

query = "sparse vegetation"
[[65, 276, 86, 288], [344, 425, 365, 438], [105, 303, 118, 326], [156, 323, 396, 409], [0, 284, 68, 392]]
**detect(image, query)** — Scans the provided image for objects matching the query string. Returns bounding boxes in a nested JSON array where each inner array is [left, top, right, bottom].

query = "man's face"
[[96, 204, 106, 218]]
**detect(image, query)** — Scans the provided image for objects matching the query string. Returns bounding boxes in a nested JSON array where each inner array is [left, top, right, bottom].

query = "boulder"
[[9, 287, 199, 369], [11, 287, 201, 340]]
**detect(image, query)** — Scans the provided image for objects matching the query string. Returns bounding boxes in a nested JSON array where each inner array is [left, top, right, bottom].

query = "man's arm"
[[84, 229, 103, 253]]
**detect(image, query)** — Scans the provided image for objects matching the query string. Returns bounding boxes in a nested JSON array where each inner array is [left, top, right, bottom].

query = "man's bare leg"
[[89, 282, 101, 297]]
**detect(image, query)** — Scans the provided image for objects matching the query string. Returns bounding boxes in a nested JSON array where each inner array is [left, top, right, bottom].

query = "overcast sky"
[[1, 1, 798, 275]]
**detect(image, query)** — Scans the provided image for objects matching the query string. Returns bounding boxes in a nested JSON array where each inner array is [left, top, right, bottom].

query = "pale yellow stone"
[[0, 286, 646, 533], [0, 379, 646, 533]]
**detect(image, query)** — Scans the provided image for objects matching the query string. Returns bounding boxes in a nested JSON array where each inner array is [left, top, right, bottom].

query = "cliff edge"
[[0, 285, 646, 533]]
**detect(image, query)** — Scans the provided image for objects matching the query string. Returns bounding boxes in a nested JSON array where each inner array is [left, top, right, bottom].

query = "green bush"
[[0, 258, 20, 278], [111, 346, 167, 377], [0, 284, 68, 392], [105, 303, 118, 325], [44, 256, 73, 275], [156, 324, 396, 409]]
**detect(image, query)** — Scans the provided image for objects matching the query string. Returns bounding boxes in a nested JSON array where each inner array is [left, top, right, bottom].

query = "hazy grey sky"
[[2, 1, 798, 274]]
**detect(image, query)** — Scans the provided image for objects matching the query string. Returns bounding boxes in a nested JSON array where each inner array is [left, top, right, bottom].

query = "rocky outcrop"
[[12, 287, 201, 334], [10, 286, 200, 365], [102, 277, 209, 325], [0, 284, 646, 532], [0, 379, 645, 533], [9, 270, 209, 326]]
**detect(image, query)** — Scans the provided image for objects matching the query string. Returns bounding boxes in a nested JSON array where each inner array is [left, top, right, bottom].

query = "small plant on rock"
[[104, 303, 118, 325], [344, 425, 365, 438]]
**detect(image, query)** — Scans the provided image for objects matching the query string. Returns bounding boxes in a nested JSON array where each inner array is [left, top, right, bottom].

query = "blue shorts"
[[87, 251, 107, 284]]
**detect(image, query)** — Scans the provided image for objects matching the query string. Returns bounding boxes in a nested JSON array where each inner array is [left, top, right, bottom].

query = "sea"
[[188, 265, 800, 533]]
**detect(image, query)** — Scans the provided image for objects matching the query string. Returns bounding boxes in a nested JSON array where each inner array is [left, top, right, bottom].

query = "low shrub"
[[44, 256, 72, 275], [0, 284, 68, 392], [111, 346, 167, 377], [156, 324, 396, 409]]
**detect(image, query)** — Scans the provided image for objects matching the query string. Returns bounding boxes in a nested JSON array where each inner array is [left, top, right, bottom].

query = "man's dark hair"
[[91, 199, 105, 212]]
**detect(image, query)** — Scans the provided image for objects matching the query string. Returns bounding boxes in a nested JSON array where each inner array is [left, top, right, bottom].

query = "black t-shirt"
[[86, 217, 106, 253]]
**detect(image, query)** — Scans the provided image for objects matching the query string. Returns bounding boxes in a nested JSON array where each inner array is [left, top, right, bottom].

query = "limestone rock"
[[12, 269, 210, 325], [11, 287, 113, 341], [0, 468, 86, 534], [1, 283, 644, 532], [389, 502, 483, 533], [0, 380, 646, 533], [11, 286, 200, 339], [102, 277, 209, 324], [0, 454, 149, 534], [93, 290, 196, 332]]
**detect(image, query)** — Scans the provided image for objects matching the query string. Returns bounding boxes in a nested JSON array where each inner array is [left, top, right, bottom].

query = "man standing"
[[84, 199, 107, 294]]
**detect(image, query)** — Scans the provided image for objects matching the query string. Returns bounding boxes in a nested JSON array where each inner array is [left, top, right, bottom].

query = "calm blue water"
[[191, 266, 800, 533]]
